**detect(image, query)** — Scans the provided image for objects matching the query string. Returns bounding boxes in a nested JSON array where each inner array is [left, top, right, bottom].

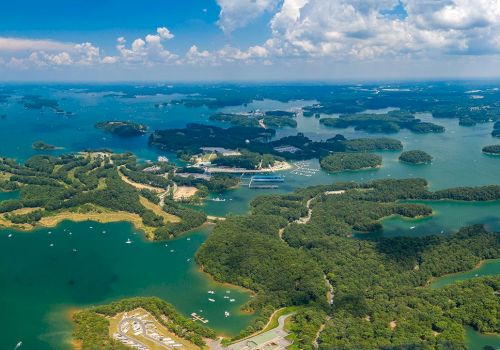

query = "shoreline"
[[426, 258, 500, 287]]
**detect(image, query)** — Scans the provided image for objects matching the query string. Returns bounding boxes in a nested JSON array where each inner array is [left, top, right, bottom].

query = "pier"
[[248, 175, 284, 189], [191, 313, 209, 323]]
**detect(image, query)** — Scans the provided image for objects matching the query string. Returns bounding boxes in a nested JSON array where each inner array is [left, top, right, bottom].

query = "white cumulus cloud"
[[216, 0, 281, 32]]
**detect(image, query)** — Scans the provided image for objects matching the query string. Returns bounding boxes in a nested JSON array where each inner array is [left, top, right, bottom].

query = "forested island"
[[320, 110, 445, 134], [210, 110, 297, 128], [95, 121, 147, 137], [149, 123, 403, 162], [0, 152, 239, 239], [196, 178, 500, 349], [32, 141, 60, 151], [399, 150, 433, 164], [320, 153, 382, 172], [482, 145, 500, 155]]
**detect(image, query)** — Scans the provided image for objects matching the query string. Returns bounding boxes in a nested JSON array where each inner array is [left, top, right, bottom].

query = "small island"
[[95, 121, 147, 137], [320, 152, 382, 172], [32, 141, 61, 151], [482, 145, 500, 155], [399, 150, 433, 164]]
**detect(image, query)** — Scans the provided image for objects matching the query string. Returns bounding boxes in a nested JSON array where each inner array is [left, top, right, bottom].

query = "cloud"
[[263, 0, 500, 59], [115, 27, 177, 65], [0, 38, 101, 68], [216, 0, 280, 32], [0, 37, 75, 52], [157, 27, 174, 40]]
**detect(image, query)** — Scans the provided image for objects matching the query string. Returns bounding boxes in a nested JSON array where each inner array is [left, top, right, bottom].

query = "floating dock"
[[248, 175, 284, 189], [250, 175, 285, 182], [191, 313, 209, 323]]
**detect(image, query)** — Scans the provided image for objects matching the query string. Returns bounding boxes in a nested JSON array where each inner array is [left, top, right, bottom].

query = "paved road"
[[119, 317, 172, 349], [209, 313, 294, 350]]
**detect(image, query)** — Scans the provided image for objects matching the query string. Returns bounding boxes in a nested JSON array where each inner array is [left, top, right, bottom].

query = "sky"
[[0, 0, 500, 81]]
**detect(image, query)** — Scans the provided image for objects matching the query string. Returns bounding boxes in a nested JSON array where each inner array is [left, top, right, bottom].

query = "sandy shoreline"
[[206, 161, 292, 174]]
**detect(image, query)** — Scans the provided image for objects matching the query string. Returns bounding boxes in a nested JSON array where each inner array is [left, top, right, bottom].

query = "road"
[[118, 317, 172, 349], [209, 314, 294, 350]]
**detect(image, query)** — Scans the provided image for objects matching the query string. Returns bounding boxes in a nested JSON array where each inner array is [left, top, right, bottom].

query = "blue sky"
[[1, 0, 500, 81]]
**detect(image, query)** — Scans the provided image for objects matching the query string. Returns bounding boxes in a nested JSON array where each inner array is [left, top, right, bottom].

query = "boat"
[[50, 243, 54, 247], [229, 299, 235, 302], [208, 290, 215, 294], [126, 239, 132, 244], [8, 234, 12, 238], [224, 311, 230, 317], [208, 298, 215, 302], [15, 341, 22, 349], [410, 226, 416, 230], [210, 197, 226, 202]]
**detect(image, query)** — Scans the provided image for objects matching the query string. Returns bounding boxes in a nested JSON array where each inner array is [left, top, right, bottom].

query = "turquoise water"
[[0, 222, 255, 349], [0, 85, 499, 349], [430, 260, 500, 289], [358, 200, 500, 239], [466, 327, 500, 350]]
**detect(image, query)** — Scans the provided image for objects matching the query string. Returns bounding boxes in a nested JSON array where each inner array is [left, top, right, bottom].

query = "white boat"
[[208, 298, 215, 302], [8, 234, 12, 238], [224, 311, 230, 317], [126, 239, 132, 244], [15, 341, 23, 349], [229, 299, 235, 302], [410, 226, 415, 230], [208, 290, 215, 294], [50, 243, 54, 247], [210, 197, 226, 202]]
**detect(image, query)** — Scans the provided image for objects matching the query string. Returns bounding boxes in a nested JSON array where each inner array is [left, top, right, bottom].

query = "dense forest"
[[320, 110, 445, 134], [95, 121, 147, 137], [210, 111, 297, 128], [149, 123, 403, 162], [483, 145, 500, 155], [196, 179, 500, 348], [320, 153, 382, 172], [399, 150, 433, 164]]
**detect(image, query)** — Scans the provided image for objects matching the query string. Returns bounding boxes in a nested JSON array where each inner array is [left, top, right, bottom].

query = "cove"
[[356, 200, 500, 239], [466, 326, 500, 350], [429, 259, 500, 289], [0, 221, 255, 350]]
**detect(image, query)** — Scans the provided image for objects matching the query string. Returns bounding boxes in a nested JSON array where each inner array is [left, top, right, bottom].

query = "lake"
[[0, 84, 499, 349], [0, 222, 255, 349]]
